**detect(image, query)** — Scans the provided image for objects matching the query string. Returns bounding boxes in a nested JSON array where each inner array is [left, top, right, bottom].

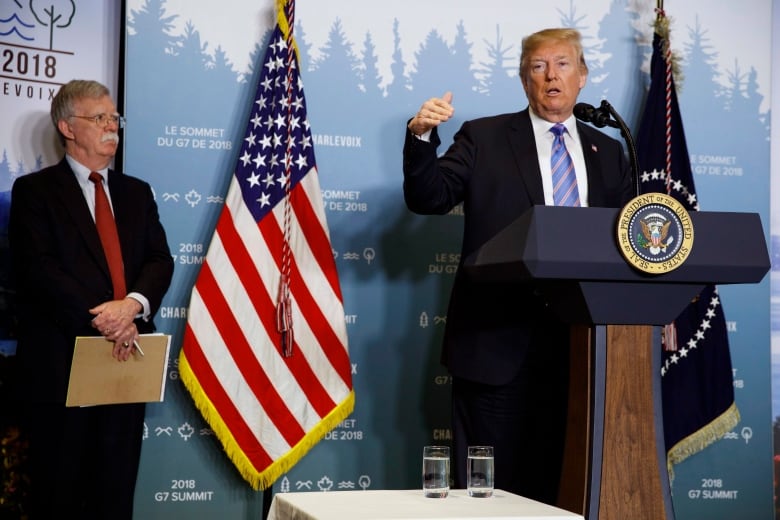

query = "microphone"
[[574, 99, 641, 198], [573, 101, 619, 129]]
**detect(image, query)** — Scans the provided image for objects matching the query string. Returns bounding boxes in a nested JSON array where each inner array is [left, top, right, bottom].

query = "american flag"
[[179, 0, 353, 490], [636, 9, 738, 480]]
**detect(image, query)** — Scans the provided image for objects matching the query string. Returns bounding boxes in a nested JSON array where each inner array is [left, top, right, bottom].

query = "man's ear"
[[57, 118, 74, 141]]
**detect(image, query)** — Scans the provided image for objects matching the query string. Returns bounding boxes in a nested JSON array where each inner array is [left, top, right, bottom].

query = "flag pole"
[[262, 487, 272, 519]]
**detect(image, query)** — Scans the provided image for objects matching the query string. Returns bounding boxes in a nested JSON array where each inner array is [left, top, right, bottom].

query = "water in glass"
[[467, 446, 494, 498], [422, 446, 450, 498]]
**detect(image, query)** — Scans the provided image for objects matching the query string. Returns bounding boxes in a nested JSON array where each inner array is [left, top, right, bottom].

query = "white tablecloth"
[[266, 489, 584, 520]]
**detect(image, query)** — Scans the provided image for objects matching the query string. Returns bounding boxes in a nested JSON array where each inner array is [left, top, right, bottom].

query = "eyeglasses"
[[69, 113, 126, 128]]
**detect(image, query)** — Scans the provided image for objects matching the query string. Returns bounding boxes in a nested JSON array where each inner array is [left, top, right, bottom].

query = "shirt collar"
[[527, 107, 578, 138], [66, 154, 109, 184]]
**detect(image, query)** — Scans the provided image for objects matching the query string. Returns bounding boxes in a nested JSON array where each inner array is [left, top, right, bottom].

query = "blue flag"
[[636, 11, 739, 479]]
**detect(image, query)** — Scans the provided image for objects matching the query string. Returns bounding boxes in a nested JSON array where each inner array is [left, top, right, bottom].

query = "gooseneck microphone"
[[573, 102, 619, 129], [574, 99, 640, 198]]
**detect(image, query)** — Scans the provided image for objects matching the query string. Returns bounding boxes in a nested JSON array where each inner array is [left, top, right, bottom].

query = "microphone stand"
[[597, 99, 641, 198]]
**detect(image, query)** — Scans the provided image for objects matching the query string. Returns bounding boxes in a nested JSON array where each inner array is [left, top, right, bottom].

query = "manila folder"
[[66, 334, 171, 407]]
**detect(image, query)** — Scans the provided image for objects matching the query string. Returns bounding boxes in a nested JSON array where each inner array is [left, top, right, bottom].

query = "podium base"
[[558, 325, 674, 520]]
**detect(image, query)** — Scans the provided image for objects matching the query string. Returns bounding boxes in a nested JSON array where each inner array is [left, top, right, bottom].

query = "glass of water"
[[422, 445, 450, 498], [467, 445, 494, 497]]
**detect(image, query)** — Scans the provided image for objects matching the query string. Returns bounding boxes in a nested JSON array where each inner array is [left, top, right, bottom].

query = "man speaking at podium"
[[402, 28, 633, 505]]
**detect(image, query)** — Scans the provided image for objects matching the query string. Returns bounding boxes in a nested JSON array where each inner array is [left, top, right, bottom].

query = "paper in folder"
[[66, 334, 172, 407]]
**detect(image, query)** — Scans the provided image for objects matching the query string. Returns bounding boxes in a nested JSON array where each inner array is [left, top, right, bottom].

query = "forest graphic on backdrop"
[[0, 0, 769, 184], [0, 0, 771, 385]]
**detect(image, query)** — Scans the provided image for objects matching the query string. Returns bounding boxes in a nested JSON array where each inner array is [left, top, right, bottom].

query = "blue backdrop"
[[124, 1, 773, 518], [1, 0, 774, 518]]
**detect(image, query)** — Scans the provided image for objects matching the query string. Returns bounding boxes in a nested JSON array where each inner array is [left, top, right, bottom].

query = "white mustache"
[[102, 133, 119, 144]]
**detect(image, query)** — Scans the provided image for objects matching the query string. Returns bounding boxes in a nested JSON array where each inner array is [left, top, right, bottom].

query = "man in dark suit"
[[9, 79, 173, 518], [403, 28, 633, 505]]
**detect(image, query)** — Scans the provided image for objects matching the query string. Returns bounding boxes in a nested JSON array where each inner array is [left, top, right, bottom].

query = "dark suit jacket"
[[403, 109, 633, 385], [9, 158, 174, 403]]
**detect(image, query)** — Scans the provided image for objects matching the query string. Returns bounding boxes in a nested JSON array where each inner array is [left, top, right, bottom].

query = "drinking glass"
[[422, 445, 450, 498], [467, 445, 494, 497]]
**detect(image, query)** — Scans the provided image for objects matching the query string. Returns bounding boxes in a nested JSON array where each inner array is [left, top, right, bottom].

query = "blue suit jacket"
[[9, 158, 174, 402], [402, 109, 633, 384]]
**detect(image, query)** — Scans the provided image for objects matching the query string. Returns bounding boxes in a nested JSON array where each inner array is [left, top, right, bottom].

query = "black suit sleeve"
[[402, 123, 471, 215]]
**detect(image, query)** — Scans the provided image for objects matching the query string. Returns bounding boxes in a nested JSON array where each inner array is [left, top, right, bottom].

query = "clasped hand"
[[90, 298, 142, 361]]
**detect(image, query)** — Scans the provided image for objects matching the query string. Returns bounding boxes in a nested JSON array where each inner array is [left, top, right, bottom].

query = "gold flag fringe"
[[666, 401, 740, 483], [179, 352, 356, 490]]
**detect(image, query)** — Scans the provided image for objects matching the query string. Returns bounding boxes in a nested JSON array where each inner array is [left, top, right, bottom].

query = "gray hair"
[[51, 79, 111, 142]]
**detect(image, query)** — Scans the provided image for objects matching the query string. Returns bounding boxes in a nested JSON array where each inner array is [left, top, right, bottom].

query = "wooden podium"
[[463, 205, 770, 520]]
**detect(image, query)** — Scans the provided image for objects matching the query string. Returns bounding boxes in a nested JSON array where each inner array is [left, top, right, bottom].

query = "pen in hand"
[[122, 339, 145, 357], [132, 339, 145, 357]]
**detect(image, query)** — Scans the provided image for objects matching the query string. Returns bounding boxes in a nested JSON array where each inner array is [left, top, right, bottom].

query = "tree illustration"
[[477, 25, 522, 106], [723, 59, 748, 112], [360, 31, 384, 102], [745, 67, 771, 139], [559, 0, 605, 83], [311, 18, 360, 87], [592, 0, 647, 130], [410, 29, 468, 99], [295, 21, 313, 74], [450, 21, 478, 96], [724, 60, 765, 124], [29, 0, 75, 50], [206, 45, 238, 94], [408, 25, 481, 118], [722, 61, 769, 156], [0, 152, 10, 190], [744, 67, 764, 119], [678, 17, 726, 146], [176, 21, 209, 72], [306, 18, 362, 123], [126, 0, 185, 119], [386, 19, 413, 107], [558, 0, 589, 33], [128, 0, 182, 61], [14, 160, 24, 178]]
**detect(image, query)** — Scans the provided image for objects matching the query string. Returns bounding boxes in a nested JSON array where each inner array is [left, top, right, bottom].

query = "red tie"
[[89, 171, 126, 299]]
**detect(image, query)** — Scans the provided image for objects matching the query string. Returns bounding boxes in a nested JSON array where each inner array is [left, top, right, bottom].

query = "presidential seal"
[[616, 192, 694, 274]]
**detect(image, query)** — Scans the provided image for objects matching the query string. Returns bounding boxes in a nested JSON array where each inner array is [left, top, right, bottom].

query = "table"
[[266, 489, 584, 520]]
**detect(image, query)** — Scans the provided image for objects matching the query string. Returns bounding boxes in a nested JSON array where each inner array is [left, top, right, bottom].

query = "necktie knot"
[[89, 171, 103, 184], [550, 123, 567, 137]]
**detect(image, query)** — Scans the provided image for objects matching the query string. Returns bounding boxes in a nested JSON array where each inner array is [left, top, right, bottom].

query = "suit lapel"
[[577, 123, 607, 207], [507, 110, 546, 206], [53, 160, 112, 279]]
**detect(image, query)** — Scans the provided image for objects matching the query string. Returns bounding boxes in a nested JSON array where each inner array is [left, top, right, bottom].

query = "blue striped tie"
[[550, 123, 580, 207]]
